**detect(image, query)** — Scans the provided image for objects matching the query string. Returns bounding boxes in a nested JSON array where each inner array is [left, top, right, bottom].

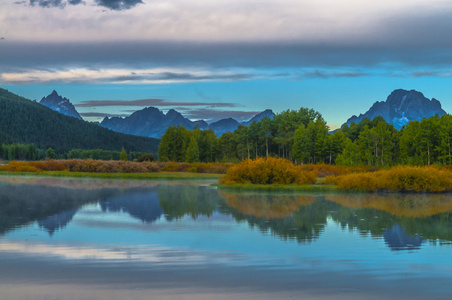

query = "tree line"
[[0, 144, 154, 162], [158, 107, 452, 166]]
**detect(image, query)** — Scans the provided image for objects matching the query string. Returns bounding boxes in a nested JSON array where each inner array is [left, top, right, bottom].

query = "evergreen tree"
[[120, 147, 128, 161], [46, 147, 56, 159]]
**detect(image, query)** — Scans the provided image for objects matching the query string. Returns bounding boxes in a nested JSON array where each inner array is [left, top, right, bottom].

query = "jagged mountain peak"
[[346, 89, 447, 129], [39, 91, 82, 120], [50, 90, 59, 97], [244, 109, 275, 125], [99, 106, 274, 138]]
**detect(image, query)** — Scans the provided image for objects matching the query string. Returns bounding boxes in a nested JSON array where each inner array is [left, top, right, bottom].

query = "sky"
[[1, 0, 452, 128]]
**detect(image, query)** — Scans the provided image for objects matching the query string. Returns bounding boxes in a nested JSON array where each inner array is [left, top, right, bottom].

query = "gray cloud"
[[2, 40, 452, 72], [80, 112, 129, 118], [0, 37, 4, 40], [301, 70, 369, 79], [76, 98, 238, 108], [28, 0, 138, 10], [29, 0, 63, 7], [108, 72, 254, 83], [94, 0, 142, 10], [181, 108, 261, 123], [410, 71, 452, 78]]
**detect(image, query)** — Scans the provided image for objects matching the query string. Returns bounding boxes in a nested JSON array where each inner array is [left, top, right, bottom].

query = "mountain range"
[[0, 88, 159, 154], [37, 90, 275, 138], [100, 107, 275, 138], [36, 89, 449, 140], [346, 89, 447, 129]]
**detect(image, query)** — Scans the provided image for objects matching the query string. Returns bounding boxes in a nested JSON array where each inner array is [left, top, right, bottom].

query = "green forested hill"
[[0, 88, 160, 154]]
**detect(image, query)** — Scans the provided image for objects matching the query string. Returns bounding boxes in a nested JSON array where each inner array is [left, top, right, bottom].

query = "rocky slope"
[[100, 107, 275, 138], [39, 90, 82, 120], [346, 89, 447, 129]]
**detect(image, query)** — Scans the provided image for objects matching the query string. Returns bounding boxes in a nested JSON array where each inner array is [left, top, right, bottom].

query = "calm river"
[[1, 176, 452, 299]]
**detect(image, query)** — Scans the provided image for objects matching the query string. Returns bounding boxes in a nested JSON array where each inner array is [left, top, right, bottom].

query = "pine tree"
[[120, 147, 128, 161]]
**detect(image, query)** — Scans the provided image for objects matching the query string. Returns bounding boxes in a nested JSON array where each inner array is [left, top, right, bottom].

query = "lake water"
[[1, 176, 452, 299]]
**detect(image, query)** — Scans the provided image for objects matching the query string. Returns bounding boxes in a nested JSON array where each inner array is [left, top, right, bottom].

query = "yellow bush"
[[330, 165, 452, 192], [0, 161, 42, 172], [220, 157, 316, 185]]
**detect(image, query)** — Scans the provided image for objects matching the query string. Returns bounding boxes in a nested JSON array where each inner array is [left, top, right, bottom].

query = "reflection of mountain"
[[0, 181, 128, 236], [3, 179, 452, 250], [100, 190, 163, 223], [38, 209, 78, 236], [383, 224, 423, 251], [218, 191, 452, 248]]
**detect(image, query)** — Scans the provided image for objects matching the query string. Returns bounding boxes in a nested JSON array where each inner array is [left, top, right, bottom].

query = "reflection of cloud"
[[0, 241, 242, 265]]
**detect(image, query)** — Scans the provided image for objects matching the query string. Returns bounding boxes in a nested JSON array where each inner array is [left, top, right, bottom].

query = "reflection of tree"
[[157, 185, 219, 220], [219, 191, 328, 243], [326, 193, 452, 218], [3, 179, 452, 249], [219, 191, 452, 247], [0, 181, 121, 236], [325, 193, 452, 243], [219, 192, 315, 219]]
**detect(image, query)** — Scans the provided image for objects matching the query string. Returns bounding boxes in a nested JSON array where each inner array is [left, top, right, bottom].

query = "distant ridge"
[[346, 89, 447, 129], [0, 88, 159, 154], [39, 90, 83, 120], [100, 107, 275, 138]]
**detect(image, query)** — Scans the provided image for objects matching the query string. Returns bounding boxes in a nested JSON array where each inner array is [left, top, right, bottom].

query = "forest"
[[158, 107, 452, 166], [0, 88, 160, 154]]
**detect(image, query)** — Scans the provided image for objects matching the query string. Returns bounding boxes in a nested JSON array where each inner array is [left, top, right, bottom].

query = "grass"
[[0, 170, 222, 180]]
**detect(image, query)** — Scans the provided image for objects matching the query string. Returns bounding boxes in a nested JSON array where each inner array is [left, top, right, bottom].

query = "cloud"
[[181, 108, 261, 123], [410, 71, 452, 78], [29, 0, 64, 8], [0, 66, 264, 85], [301, 70, 369, 79], [79, 112, 129, 118], [94, 0, 142, 10], [0, 37, 4, 40], [76, 98, 238, 108], [27, 0, 139, 10], [2, 40, 452, 73]]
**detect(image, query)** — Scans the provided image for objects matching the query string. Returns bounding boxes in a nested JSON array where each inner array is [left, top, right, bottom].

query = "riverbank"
[[0, 171, 221, 180]]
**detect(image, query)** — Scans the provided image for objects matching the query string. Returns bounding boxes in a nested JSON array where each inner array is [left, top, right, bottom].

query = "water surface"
[[1, 176, 452, 299]]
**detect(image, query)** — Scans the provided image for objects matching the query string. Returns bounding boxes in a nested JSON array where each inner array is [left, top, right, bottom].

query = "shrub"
[[220, 157, 316, 185], [0, 161, 42, 172], [328, 165, 452, 192]]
